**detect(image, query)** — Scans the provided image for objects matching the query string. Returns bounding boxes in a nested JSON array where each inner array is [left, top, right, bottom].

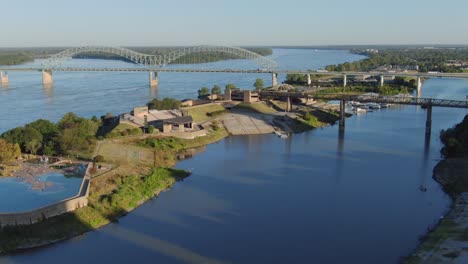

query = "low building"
[[228, 89, 259, 102], [162, 116, 195, 133]]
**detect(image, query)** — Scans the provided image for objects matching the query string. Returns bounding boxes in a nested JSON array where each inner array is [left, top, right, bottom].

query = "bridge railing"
[[259, 91, 468, 109]]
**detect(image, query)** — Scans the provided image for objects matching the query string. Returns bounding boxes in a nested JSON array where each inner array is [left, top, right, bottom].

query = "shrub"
[[94, 155, 105, 162]]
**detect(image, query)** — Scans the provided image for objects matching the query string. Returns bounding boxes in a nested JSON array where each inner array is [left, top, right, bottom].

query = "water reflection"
[[284, 134, 292, 157], [335, 125, 345, 184], [149, 85, 158, 98], [419, 131, 432, 193], [43, 84, 53, 99]]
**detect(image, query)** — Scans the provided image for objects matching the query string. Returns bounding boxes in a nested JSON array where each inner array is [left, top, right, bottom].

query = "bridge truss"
[[42, 45, 277, 70]]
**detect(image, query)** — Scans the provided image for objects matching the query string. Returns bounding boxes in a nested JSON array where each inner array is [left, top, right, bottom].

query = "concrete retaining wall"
[[165, 129, 207, 139], [0, 163, 92, 227]]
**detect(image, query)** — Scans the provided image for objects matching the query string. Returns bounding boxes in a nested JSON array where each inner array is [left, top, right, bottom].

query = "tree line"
[[440, 115, 468, 158], [0, 52, 34, 65], [1, 113, 100, 158], [325, 48, 468, 73]]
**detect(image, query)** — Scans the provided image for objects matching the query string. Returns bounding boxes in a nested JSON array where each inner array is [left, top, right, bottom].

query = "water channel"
[[1, 49, 467, 263]]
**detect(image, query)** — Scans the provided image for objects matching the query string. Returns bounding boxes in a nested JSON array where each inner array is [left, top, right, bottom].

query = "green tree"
[[26, 119, 59, 155], [198, 87, 210, 98], [147, 125, 155, 134], [25, 139, 41, 154], [225, 83, 236, 92], [57, 113, 98, 155], [22, 127, 43, 154], [285, 74, 307, 85], [254, 78, 264, 91], [147, 98, 181, 110], [211, 85, 222, 95], [1, 127, 25, 146]]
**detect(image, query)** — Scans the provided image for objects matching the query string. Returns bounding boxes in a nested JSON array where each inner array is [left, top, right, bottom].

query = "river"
[[1, 49, 468, 263]]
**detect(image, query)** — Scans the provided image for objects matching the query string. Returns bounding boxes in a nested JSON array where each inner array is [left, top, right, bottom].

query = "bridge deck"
[[260, 91, 468, 109], [1, 67, 468, 79]]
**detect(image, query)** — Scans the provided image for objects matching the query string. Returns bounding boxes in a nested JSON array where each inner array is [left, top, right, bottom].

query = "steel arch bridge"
[[42, 45, 278, 70]]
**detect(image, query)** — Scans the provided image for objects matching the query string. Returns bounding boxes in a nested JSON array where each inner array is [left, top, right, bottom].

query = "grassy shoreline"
[[0, 126, 229, 254], [403, 115, 468, 263], [0, 167, 190, 253], [0, 108, 331, 254]]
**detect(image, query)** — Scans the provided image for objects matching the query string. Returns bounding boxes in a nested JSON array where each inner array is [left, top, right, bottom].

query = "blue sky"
[[1, 0, 467, 47]]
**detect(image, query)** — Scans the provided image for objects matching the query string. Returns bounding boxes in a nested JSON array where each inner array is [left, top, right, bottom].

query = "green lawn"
[[185, 104, 225, 122], [112, 123, 140, 133], [233, 102, 277, 114]]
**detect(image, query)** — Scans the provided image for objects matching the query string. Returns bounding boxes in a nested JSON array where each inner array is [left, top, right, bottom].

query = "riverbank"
[[404, 116, 468, 263], [0, 106, 338, 254], [0, 166, 190, 253], [404, 158, 468, 264]]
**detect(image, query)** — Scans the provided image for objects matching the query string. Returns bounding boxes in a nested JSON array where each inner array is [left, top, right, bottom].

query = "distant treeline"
[[0, 52, 34, 65], [325, 48, 468, 73]]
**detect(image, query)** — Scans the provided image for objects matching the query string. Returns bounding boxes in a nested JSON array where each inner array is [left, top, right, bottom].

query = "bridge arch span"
[[42, 45, 277, 70]]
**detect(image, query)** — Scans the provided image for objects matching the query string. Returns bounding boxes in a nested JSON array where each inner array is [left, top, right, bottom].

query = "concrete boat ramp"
[[221, 113, 275, 135]]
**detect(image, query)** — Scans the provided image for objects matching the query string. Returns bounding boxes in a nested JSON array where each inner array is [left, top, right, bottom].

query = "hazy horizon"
[[2, 0, 468, 47]]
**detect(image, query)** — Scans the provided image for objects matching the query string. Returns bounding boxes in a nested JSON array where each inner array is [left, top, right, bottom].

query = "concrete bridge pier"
[[343, 74, 347, 87], [307, 74, 312, 85], [149, 71, 158, 87], [42, 70, 53, 85], [339, 99, 346, 127], [286, 96, 292, 112], [417, 77, 423, 97], [0, 71, 9, 85], [272, 73, 278, 87], [380, 75, 385, 87]]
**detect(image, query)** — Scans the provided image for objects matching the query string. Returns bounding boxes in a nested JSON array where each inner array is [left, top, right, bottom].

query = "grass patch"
[[142, 127, 228, 153], [185, 104, 225, 122], [419, 219, 459, 252], [270, 100, 287, 111], [136, 125, 228, 167], [233, 102, 277, 114], [113, 123, 140, 133]]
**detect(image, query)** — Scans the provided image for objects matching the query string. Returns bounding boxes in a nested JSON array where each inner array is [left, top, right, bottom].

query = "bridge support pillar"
[[380, 75, 385, 87], [417, 77, 422, 97], [286, 96, 292, 112], [272, 73, 278, 88], [339, 99, 346, 127], [307, 74, 312, 85], [343, 74, 347, 87], [42, 70, 53, 85], [149, 71, 158, 87], [0, 71, 8, 86], [425, 103, 432, 138]]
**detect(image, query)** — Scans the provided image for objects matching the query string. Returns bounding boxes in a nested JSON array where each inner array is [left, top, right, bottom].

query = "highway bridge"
[[260, 90, 468, 138], [1, 45, 468, 88]]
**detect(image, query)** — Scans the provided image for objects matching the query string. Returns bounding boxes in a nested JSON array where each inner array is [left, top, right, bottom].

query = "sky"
[[1, 0, 467, 47]]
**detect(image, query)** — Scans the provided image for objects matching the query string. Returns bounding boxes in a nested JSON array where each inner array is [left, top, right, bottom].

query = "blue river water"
[[1, 49, 467, 263]]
